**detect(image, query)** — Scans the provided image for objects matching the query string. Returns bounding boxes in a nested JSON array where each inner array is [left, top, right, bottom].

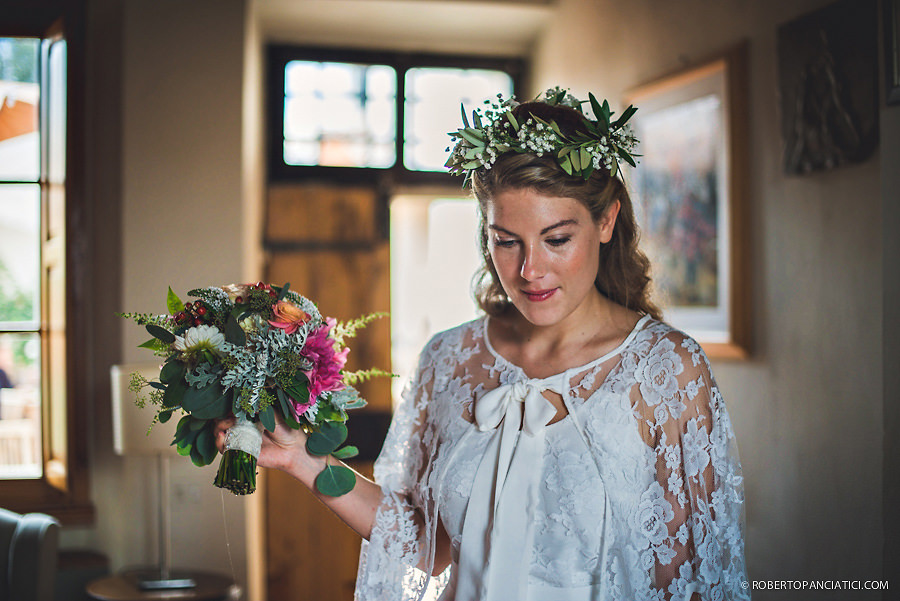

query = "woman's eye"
[[546, 236, 571, 247], [494, 238, 517, 248]]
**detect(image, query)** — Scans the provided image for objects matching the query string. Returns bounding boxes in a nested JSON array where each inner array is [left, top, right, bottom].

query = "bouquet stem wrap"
[[214, 414, 262, 495]]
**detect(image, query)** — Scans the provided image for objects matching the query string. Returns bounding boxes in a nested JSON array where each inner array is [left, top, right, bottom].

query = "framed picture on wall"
[[625, 45, 750, 359]]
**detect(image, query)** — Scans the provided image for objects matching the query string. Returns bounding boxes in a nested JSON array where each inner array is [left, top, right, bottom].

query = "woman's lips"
[[522, 288, 557, 302]]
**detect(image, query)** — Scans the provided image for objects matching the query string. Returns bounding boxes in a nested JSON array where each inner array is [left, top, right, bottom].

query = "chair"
[[0, 507, 60, 601]]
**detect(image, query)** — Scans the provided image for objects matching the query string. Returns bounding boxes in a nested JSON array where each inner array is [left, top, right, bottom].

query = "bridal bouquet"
[[120, 282, 386, 496]]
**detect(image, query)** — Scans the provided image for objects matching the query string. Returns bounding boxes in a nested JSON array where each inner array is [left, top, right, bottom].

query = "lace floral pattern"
[[355, 317, 748, 601]]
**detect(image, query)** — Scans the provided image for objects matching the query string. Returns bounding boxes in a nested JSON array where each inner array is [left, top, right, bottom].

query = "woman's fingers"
[[214, 417, 237, 453]]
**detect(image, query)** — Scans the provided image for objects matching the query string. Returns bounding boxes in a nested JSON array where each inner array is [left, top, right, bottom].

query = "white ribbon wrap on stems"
[[224, 413, 262, 459], [455, 374, 565, 601]]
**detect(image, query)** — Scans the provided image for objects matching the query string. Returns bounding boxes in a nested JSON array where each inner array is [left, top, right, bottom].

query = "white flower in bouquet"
[[174, 324, 227, 355]]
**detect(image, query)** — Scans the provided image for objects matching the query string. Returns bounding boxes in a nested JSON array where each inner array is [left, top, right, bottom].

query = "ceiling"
[[255, 0, 556, 57]]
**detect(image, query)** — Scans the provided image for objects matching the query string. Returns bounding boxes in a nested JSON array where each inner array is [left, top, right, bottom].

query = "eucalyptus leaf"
[[276, 282, 291, 301], [174, 415, 192, 441], [314, 465, 356, 497], [473, 111, 483, 129], [332, 445, 359, 460], [160, 360, 185, 385], [460, 103, 470, 129], [275, 388, 302, 429], [194, 427, 217, 465], [306, 422, 348, 456], [158, 409, 174, 424], [176, 443, 192, 457], [260, 405, 276, 433], [163, 377, 188, 408], [167, 286, 184, 315], [149, 381, 166, 390], [190, 390, 230, 420], [189, 444, 206, 467], [146, 324, 175, 344], [224, 314, 246, 346]]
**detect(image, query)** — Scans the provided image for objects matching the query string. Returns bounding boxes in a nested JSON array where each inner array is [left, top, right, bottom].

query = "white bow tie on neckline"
[[456, 375, 568, 601], [474, 377, 563, 435]]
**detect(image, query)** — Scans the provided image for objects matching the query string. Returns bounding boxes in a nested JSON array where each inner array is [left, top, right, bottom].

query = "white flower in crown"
[[174, 324, 227, 355]]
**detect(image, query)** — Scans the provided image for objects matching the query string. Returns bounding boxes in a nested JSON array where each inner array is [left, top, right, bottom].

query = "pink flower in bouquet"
[[294, 318, 349, 414], [268, 300, 310, 334]]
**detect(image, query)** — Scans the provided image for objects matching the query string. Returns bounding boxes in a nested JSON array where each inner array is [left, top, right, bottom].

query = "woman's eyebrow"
[[488, 219, 579, 236], [540, 219, 578, 234]]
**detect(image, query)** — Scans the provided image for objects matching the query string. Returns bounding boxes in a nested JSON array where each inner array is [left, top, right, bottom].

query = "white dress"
[[355, 315, 749, 601]]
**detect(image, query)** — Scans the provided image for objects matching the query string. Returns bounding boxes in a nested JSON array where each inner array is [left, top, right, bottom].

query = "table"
[[86, 569, 240, 601]]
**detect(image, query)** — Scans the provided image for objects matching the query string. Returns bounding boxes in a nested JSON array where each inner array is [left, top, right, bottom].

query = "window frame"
[[0, 7, 93, 525], [266, 45, 526, 185]]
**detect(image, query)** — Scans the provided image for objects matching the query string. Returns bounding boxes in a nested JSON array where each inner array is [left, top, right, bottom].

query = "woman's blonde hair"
[[470, 101, 661, 320]]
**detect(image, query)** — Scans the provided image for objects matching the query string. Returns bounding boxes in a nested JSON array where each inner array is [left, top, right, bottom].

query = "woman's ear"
[[598, 200, 621, 243]]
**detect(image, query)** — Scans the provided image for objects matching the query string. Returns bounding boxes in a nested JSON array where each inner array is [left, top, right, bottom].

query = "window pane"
[[0, 332, 42, 479], [283, 60, 396, 168], [46, 39, 66, 185], [404, 68, 514, 172], [0, 184, 40, 326], [0, 38, 40, 182]]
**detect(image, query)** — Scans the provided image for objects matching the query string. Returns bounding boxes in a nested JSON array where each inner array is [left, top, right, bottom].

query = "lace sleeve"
[[355, 335, 445, 601], [633, 330, 749, 601]]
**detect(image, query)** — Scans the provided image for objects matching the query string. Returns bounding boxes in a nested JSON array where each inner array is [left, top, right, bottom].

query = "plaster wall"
[[63, 0, 251, 591], [881, 71, 900, 601], [532, 0, 886, 597]]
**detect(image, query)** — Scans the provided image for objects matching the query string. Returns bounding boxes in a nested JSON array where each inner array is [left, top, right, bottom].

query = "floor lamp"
[[110, 362, 197, 591]]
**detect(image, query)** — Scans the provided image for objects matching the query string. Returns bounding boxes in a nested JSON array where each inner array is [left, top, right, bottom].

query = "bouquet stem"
[[213, 413, 262, 495], [214, 449, 257, 495]]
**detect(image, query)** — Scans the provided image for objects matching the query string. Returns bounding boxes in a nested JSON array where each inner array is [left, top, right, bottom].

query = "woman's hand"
[[214, 412, 384, 541], [214, 414, 322, 475]]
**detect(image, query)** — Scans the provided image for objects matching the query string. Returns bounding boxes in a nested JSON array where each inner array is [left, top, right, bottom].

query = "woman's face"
[[485, 188, 618, 329]]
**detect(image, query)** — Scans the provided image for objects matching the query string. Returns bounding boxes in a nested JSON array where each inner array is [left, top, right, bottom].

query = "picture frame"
[[625, 45, 750, 359], [887, 0, 900, 105], [776, 0, 879, 174]]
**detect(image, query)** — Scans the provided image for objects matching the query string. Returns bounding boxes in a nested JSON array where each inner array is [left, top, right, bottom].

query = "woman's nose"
[[520, 245, 545, 281]]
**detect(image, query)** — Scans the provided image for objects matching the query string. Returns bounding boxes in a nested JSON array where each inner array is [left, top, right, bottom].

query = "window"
[[0, 37, 41, 478], [0, 22, 90, 523], [268, 46, 522, 183]]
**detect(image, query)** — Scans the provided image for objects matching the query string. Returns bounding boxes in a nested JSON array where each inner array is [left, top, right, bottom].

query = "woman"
[[218, 87, 749, 601]]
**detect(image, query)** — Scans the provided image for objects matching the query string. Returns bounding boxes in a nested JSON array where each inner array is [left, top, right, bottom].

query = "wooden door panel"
[[264, 184, 391, 601]]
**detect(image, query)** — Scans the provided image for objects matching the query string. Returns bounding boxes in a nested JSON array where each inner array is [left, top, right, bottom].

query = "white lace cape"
[[354, 317, 749, 601]]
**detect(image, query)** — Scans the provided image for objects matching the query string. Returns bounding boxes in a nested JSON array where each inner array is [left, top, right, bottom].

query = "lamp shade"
[[110, 363, 180, 456]]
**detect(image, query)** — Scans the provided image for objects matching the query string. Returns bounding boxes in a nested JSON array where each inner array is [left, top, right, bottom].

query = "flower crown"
[[445, 86, 639, 185]]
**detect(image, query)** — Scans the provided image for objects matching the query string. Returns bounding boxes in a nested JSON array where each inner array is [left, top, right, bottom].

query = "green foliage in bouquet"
[[121, 282, 390, 497]]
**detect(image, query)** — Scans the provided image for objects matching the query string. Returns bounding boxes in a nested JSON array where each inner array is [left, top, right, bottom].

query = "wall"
[[62, 0, 252, 592], [533, 0, 889, 598], [881, 61, 900, 600]]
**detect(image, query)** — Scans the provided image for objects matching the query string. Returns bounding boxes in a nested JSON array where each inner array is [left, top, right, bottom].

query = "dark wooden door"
[[263, 183, 392, 601]]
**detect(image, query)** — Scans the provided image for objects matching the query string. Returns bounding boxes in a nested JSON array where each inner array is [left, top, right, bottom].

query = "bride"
[[218, 87, 748, 601]]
